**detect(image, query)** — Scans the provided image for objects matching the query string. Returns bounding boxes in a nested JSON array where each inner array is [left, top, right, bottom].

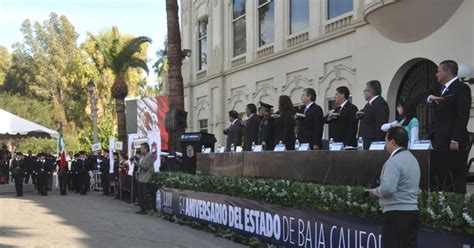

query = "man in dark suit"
[[257, 102, 275, 150], [23, 150, 34, 184], [357, 80, 390, 150], [421, 60, 471, 150], [100, 150, 110, 195], [223, 110, 243, 152], [11, 152, 25, 196], [77, 151, 91, 195], [36, 153, 50, 196], [325, 86, 359, 147], [296, 88, 324, 149], [243, 103, 260, 151]]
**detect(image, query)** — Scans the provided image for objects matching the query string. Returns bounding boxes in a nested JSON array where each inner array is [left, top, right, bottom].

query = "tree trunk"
[[166, 0, 185, 154], [115, 98, 127, 154]]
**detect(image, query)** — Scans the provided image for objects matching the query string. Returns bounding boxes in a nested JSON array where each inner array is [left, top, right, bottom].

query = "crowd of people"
[[0, 143, 156, 214], [225, 60, 471, 153]]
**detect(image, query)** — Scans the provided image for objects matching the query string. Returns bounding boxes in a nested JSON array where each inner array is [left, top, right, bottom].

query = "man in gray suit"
[[365, 126, 420, 248], [136, 143, 154, 214], [223, 110, 242, 152]]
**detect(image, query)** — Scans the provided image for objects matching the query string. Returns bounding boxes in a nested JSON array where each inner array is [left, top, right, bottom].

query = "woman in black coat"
[[272, 95, 296, 150]]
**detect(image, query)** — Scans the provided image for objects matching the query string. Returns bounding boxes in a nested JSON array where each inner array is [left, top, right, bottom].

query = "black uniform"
[[23, 155, 35, 184], [71, 159, 81, 193], [258, 115, 275, 150], [10, 158, 25, 196], [100, 156, 110, 195], [36, 159, 51, 196], [77, 158, 91, 195], [57, 160, 68, 195], [67, 159, 74, 191]]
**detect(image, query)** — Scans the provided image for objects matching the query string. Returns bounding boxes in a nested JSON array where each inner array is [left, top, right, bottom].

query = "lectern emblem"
[[186, 145, 194, 158]]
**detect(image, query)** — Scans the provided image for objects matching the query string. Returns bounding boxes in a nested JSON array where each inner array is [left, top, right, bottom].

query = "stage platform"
[[197, 150, 468, 193]]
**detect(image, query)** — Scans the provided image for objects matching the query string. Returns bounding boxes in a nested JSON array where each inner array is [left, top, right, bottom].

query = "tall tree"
[[153, 38, 169, 94], [166, 0, 185, 153], [88, 27, 151, 153], [2, 13, 89, 133], [0, 45, 11, 85]]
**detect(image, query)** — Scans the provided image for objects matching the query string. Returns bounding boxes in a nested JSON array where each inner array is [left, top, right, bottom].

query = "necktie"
[[334, 106, 342, 113], [440, 85, 446, 95]]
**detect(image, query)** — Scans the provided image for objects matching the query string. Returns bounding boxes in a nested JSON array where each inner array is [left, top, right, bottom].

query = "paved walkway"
[[0, 190, 246, 248]]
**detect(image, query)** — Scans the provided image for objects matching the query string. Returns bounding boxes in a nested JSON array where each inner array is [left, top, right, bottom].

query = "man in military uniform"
[[23, 150, 35, 184], [77, 151, 91, 195], [257, 102, 275, 150], [67, 152, 74, 192], [71, 153, 81, 193], [100, 149, 110, 195], [57, 157, 68, 195], [36, 153, 51, 196], [45, 150, 56, 191], [11, 152, 26, 196]]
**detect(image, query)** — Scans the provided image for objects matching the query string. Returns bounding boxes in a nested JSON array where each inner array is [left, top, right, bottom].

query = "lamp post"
[[87, 80, 99, 147], [459, 64, 474, 85]]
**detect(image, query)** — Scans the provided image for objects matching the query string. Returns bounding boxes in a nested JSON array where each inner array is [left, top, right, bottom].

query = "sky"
[[0, 0, 168, 85]]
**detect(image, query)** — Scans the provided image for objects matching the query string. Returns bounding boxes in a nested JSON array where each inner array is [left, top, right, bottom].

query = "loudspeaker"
[[166, 108, 188, 132]]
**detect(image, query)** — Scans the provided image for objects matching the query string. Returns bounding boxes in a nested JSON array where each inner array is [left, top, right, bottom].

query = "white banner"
[[147, 129, 161, 172], [109, 136, 115, 174], [128, 133, 139, 159]]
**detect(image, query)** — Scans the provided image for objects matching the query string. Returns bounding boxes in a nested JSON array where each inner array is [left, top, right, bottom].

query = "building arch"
[[387, 58, 438, 137]]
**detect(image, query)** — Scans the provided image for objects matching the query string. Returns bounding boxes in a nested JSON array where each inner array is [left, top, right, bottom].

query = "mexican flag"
[[57, 126, 66, 172]]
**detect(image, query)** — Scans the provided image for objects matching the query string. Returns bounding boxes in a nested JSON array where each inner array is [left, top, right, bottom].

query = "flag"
[[57, 125, 66, 172]]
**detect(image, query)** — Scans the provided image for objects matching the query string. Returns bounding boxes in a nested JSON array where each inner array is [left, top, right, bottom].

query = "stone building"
[[179, 0, 474, 147]]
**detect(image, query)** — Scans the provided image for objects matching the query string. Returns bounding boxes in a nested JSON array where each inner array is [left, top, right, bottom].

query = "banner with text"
[[156, 188, 474, 248]]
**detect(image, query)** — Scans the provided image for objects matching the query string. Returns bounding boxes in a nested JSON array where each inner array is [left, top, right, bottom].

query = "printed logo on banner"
[[158, 189, 173, 214], [159, 188, 474, 248]]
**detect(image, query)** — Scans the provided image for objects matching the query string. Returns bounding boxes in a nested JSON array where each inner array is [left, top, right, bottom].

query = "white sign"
[[235, 146, 243, 153], [91, 143, 102, 152], [114, 141, 123, 151], [298, 143, 310, 151], [128, 133, 139, 159], [203, 148, 212, 154], [369, 141, 386, 150], [147, 129, 161, 172], [274, 144, 286, 152], [253, 145, 263, 152], [329, 142, 344, 151], [411, 140, 432, 150]]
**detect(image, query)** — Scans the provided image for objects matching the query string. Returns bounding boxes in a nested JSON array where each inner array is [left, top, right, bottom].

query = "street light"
[[181, 49, 191, 60], [87, 80, 99, 147], [459, 64, 474, 85]]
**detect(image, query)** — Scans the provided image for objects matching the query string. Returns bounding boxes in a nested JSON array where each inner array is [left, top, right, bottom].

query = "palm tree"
[[89, 27, 151, 153], [166, 0, 185, 154]]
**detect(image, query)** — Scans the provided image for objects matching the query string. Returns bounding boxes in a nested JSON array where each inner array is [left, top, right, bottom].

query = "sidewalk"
[[0, 191, 246, 248]]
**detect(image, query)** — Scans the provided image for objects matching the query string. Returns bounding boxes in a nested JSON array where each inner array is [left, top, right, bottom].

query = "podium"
[[179, 132, 217, 173]]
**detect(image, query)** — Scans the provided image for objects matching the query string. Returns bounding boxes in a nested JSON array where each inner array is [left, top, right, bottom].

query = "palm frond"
[[123, 58, 149, 75], [112, 36, 151, 77]]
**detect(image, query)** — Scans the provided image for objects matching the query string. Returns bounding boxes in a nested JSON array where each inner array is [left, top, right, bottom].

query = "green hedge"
[[152, 172, 474, 235]]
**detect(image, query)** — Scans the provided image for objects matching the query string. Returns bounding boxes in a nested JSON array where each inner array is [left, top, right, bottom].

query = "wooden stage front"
[[196, 150, 468, 193]]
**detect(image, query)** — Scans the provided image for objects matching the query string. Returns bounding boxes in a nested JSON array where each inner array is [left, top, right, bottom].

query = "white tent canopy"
[[0, 109, 59, 139]]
